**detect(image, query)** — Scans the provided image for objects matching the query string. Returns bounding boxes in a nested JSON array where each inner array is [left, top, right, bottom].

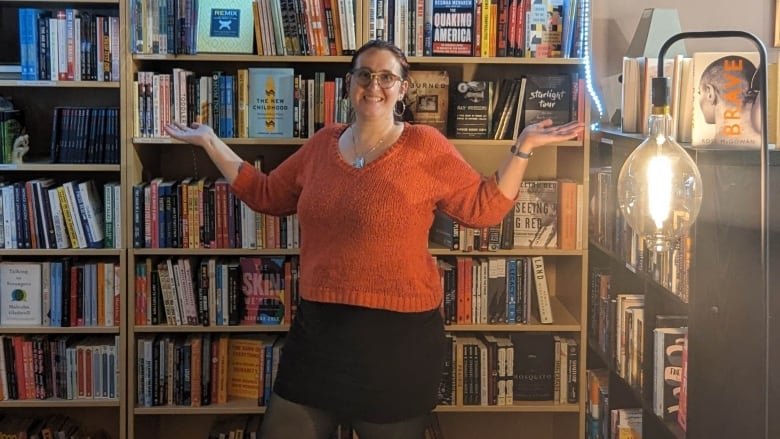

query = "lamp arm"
[[656, 30, 770, 439]]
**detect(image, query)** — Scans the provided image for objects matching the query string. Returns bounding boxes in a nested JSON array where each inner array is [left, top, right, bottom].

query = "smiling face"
[[347, 47, 409, 121]]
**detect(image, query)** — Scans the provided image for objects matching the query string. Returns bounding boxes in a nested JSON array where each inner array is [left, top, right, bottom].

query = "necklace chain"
[[350, 124, 392, 169]]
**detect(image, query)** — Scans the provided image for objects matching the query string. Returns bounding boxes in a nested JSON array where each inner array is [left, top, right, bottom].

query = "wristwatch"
[[510, 143, 533, 159]]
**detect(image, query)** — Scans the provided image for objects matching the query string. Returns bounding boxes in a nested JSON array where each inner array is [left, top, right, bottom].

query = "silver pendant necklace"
[[350, 124, 392, 169]]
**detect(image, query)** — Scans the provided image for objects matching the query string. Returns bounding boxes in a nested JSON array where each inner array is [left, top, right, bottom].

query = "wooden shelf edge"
[[435, 402, 580, 412], [133, 324, 289, 333], [0, 249, 123, 256], [0, 399, 120, 408], [0, 326, 119, 334], [0, 162, 120, 172], [0, 79, 119, 88], [130, 248, 300, 256]]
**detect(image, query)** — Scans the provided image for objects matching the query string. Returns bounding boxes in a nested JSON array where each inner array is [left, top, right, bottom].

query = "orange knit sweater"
[[230, 123, 516, 312]]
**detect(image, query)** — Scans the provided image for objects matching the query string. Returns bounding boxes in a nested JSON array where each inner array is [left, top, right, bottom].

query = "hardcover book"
[[653, 326, 687, 422], [404, 70, 450, 135], [513, 180, 559, 249], [247, 68, 295, 138], [0, 262, 42, 326], [239, 257, 286, 325], [521, 73, 573, 130], [512, 332, 555, 401], [453, 81, 493, 139], [227, 336, 263, 399], [196, 0, 255, 54], [429, 0, 475, 56], [691, 52, 762, 147]]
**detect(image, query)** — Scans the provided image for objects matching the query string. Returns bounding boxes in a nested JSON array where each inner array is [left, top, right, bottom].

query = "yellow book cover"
[[197, 0, 255, 54], [227, 336, 264, 399]]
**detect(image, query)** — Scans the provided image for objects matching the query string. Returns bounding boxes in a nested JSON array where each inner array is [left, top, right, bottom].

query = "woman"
[[165, 39, 583, 439]]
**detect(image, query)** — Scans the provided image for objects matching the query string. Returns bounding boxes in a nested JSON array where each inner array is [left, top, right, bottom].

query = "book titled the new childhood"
[[691, 52, 762, 147], [196, 0, 255, 53], [247, 68, 295, 138]]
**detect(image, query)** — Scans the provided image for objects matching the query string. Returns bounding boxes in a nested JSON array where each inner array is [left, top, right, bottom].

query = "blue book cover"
[[247, 68, 295, 138]]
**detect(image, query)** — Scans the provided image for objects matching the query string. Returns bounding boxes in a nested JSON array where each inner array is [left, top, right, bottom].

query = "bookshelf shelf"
[[6, 0, 119, 3], [0, 399, 121, 408], [0, 162, 121, 172], [0, 249, 123, 256], [134, 398, 265, 415], [132, 54, 353, 63], [435, 402, 580, 413], [0, 326, 120, 334], [428, 247, 585, 257], [132, 137, 307, 146], [131, 248, 300, 256], [446, 297, 581, 331], [133, 324, 290, 333], [0, 80, 119, 88], [407, 57, 585, 66]]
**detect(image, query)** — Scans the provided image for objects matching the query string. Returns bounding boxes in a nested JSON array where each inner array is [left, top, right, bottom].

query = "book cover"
[[530, 256, 553, 324], [522, 73, 573, 130], [227, 336, 263, 399], [513, 180, 559, 249], [511, 332, 554, 401], [653, 326, 687, 422], [0, 262, 42, 325], [196, 0, 255, 54], [239, 257, 286, 325], [247, 68, 295, 138], [453, 81, 493, 139], [430, 0, 475, 56], [691, 52, 762, 147], [404, 70, 450, 135]]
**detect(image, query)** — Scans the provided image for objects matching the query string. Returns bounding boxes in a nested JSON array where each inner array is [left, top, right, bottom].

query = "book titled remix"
[[197, 0, 255, 53]]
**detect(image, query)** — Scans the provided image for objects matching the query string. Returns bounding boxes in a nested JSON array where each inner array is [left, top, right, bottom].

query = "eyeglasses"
[[349, 68, 401, 89]]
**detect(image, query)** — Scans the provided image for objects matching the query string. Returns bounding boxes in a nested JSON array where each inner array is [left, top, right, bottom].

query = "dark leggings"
[[259, 392, 428, 439]]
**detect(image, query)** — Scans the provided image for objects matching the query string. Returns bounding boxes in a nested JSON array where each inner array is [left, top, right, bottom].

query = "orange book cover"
[[557, 180, 577, 250], [227, 336, 263, 399], [190, 335, 203, 407]]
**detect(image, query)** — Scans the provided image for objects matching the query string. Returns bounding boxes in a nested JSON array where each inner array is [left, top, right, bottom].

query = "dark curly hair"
[[349, 40, 410, 81]]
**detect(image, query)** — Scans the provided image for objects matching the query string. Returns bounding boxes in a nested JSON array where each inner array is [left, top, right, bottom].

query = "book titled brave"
[[240, 257, 285, 324]]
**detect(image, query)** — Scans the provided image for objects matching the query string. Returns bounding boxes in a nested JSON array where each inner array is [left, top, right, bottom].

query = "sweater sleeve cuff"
[[229, 160, 256, 199]]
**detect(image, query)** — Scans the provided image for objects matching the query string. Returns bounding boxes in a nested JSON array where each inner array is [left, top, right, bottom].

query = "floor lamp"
[[649, 31, 770, 438]]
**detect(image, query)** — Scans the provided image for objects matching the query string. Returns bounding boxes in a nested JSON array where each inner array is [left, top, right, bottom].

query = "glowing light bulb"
[[617, 110, 703, 252]]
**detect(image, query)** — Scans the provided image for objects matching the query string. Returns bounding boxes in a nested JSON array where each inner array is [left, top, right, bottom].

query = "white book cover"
[[691, 52, 762, 147], [0, 262, 42, 325]]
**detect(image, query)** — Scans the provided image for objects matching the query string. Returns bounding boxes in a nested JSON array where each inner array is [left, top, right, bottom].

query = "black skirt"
[[273, 299, 447, 423]]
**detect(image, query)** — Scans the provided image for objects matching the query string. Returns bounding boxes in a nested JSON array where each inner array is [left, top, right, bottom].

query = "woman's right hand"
[[164, 121, 215, 148]]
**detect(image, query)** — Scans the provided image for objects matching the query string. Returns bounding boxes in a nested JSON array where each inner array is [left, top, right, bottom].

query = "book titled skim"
[[247, 68, 295, 138]]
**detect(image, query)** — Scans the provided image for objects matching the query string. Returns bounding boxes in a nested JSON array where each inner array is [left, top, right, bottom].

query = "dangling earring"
[[394, 100, 406, 117]]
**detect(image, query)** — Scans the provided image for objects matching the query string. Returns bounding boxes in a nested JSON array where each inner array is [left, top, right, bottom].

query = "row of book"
[[134, 68, 350, 140], [0, 414, 106, 439], [586, 370, 643, 439], [49, 107, 121, 165], [438, 332, 579, 406], [437, 256, 552, 326], [0, 179, 120, 250], [0, 335, 119, 402], [430, 180, 583, 252], [134, 256, 299, 327], [0, 109, 24, 165], [17, 8, 120, 82], [130, 0, 358, 56], [132, 176, 300, 250], [135, 333, 284, 408], [202, 414, 362, 439], [621, 51, 777, 148], [0, 260, 120, 328], [370, 0, 585, 58], [588, 269, 690, 431]]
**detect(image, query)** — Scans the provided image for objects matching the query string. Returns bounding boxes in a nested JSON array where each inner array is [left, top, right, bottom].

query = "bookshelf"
[[589, 127, 780, 439], [0, 0, 127, 438], [123, 3, 591, 439]]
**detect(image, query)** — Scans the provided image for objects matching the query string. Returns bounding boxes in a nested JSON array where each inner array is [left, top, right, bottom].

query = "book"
[[691, 52, 762, 147], [530, 256, 553, 324], [521, 73, 573, 130], [0, 262, 42, 326], [653, 326, 687, 422], [227, 336, 263, 399], [196, 0, 256, 54], [429, 0, 476, 56], [513, 180, 559, 249], [247, 68, 295, 138], [239, 257, 286, 324], [511, 332, 554, 401], [453, 81, 493, 139], [403, 70, 450, 135]]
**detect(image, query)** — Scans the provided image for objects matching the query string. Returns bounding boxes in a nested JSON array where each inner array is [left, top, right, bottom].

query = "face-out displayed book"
[[404, 70, 450, 135], [691, 52, 762, 147], [197, 0, 255, 53], [0, 262, 42, 326], [247, 68, 295, 138]]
